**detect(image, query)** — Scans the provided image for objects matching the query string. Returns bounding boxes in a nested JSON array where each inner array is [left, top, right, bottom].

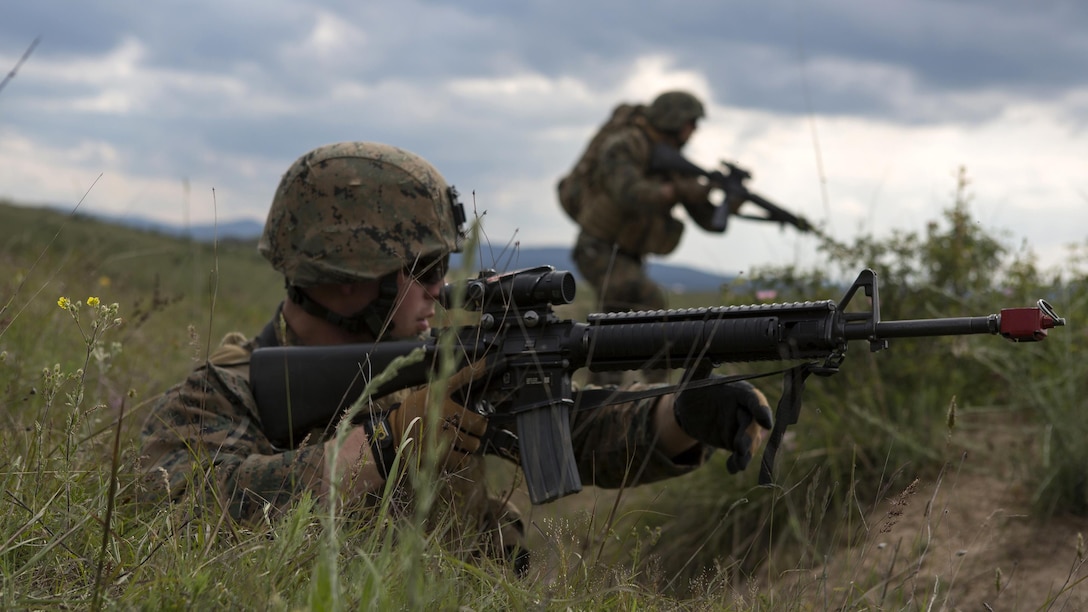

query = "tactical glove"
[[673, 177, 712, 205], [385, 361, 490, 474], [673, 377, 774, 473]]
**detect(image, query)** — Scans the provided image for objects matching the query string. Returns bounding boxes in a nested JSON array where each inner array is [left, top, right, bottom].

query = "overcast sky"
[[2, 1, 1085, 280]]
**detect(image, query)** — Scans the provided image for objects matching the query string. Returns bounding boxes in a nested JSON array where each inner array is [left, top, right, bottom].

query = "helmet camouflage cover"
[[259, 141, 466, 286], [645, 90, 706, 132]]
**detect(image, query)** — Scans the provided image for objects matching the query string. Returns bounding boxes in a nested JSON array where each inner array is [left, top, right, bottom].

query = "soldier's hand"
[[673, 177, 711, 205], [387, 361, 489, 473], [673, 376, 774, 473]]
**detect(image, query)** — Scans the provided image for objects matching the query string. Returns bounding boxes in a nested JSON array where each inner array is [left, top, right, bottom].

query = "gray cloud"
[[10, 2, 1084, 122], [2, 1, 1085, 274]]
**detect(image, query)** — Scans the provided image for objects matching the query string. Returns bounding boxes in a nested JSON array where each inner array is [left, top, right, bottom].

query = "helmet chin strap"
[[286, 273, 401, 340]]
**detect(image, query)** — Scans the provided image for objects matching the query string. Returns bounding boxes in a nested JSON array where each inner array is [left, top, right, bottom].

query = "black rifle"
[[649, 142, 818, 234], [250, 266, 1064, 505]]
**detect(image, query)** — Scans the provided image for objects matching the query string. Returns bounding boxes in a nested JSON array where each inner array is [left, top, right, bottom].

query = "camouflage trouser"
[[572, 231, 666, 313], [572, 232, 668, 385]]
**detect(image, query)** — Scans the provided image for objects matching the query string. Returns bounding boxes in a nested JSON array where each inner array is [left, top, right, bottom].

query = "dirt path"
[[514, 412, 1088, 609], [779, 420, 1088, 610]]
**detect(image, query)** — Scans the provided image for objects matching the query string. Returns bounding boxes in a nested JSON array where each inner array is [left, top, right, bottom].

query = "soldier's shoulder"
[[600, 123, 644, 144], [143, 331, 259, 428], [157, 331, 256, 403], [599, 125, 650, 156], [208, 331, 255, 367]]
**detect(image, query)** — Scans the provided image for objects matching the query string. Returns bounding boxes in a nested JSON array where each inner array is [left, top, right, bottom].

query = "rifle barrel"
[[863, 316, 1000, 340]]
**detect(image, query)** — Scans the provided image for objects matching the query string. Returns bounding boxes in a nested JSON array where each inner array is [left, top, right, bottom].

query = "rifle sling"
[[757, 364, 812, 486], [571, 369, 788, 410], [483, 365, 814, 469]]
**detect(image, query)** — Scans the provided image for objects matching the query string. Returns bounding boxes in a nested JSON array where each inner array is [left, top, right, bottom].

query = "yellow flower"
[[57, 296, 71, 309], [87, 296, 101, 307], [98, 276, 111, 287]]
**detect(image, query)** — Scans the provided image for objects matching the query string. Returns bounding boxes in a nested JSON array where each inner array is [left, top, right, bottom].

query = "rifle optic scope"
[[442, 266, 577, 312]]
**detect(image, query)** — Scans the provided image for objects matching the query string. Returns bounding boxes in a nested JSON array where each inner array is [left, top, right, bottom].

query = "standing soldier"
[[558, 91, 740, 384], [558, 90, 736, 315]]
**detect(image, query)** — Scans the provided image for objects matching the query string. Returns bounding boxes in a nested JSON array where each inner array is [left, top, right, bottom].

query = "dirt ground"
[[515, 411, 1087, 610], [777, 417, 1088, 611]]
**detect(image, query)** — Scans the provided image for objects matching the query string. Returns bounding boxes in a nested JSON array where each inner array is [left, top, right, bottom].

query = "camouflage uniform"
[[139, 141, 713, 574], [139, 314, 710, 568], [561, 91, 721, 314]]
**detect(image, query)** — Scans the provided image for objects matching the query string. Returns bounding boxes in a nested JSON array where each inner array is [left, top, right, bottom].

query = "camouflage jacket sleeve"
[[138, 334, 328, 522], [569, 383, 711, 488], [595, 127, 670, 214]]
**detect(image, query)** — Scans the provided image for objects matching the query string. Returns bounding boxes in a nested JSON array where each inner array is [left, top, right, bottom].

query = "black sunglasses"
[[404, 253, 449, 285]]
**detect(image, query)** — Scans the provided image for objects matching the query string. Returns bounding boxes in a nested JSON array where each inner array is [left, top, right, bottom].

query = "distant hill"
[[68, 209, 266, 241], [74, 210, 734, 293], [452, 246, 734, 293]]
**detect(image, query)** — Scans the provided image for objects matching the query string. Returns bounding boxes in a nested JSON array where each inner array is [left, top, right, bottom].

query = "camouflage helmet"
[[259, 141, 466, 286], [645, 90, 706, 132]]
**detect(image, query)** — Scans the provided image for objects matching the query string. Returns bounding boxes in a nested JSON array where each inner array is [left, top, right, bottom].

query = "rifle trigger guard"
[[482, 423, 520, 464]]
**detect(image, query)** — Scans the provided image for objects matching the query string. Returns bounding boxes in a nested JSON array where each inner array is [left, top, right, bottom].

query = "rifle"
[[250, 266, 1064, 505], [649, 142, 818, 235]]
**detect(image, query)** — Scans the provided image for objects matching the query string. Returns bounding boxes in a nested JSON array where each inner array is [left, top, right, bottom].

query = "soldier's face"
[[678, 121, 697, 147], [388, 270, 443, 339]]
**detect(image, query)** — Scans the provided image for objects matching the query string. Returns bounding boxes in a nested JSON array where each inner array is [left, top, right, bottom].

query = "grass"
[[0, 192, 1085, 609]]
